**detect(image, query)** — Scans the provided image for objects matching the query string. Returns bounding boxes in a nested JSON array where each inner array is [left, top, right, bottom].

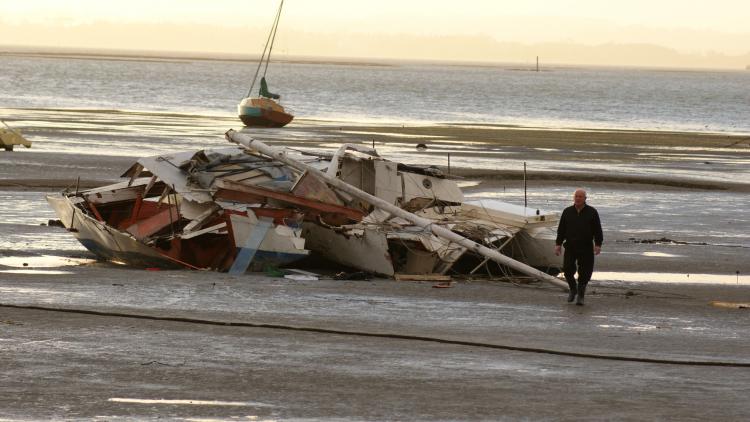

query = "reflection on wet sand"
[[0, 255, 95, 268], [597, 272, 749, 285], [3, 107, 749, 187], [0, 269, 72, 275], [108, 398, 270, 407]]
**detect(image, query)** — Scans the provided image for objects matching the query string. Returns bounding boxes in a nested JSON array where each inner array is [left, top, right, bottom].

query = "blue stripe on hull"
[[238, 106, 264, 117], [77, 237, 306, 272]]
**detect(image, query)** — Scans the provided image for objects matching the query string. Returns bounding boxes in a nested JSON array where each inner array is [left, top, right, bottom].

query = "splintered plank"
[[125, 206, 179, 240], [214, 178, 364, 222], [291, 170, 344, 205]]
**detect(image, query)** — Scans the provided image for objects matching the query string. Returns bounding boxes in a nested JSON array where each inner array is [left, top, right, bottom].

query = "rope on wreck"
[[3, 303, 749, 368]]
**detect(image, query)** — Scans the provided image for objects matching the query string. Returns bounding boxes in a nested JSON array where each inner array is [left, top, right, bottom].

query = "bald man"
[[554, 189, 603, 305]]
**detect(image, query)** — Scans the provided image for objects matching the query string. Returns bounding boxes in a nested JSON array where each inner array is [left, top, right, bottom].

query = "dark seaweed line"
[[3, 303, 749, 368]]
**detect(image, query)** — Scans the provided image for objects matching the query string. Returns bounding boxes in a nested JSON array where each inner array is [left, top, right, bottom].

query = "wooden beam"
[[214, 178, 364, 222]]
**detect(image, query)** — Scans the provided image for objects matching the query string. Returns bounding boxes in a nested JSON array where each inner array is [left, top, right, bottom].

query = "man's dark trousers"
[[563, 246, 594, 293]]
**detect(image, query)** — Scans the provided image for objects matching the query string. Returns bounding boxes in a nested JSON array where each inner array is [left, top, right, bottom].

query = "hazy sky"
[[2, 0, 749, 66]]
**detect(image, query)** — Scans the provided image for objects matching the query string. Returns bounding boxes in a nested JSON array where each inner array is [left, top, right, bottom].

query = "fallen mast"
[[225, 129, 568, 291]]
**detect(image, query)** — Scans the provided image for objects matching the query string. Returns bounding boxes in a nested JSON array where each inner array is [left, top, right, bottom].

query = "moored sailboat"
[[238, 0, 293, 128]]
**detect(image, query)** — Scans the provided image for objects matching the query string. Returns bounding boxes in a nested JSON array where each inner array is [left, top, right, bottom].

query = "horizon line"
[[1, 44, 748, 72]]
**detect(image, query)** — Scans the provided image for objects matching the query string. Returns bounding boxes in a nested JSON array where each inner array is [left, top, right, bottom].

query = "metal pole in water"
[[523, 162, 527, 209], [447, 152, 451, 175]]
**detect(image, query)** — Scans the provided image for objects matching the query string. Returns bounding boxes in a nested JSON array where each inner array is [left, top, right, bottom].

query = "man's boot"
[[576, 283, 587, 306], [566, 279, 577, 303]]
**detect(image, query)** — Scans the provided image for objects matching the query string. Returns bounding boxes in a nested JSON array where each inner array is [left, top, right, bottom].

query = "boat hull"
[[239, 105, 293, 128], [46, 193, 309, 271], [45, 194, 179, 268]]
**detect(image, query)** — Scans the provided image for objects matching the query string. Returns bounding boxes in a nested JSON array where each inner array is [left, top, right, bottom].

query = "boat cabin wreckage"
[[47, 130, 567, 289]]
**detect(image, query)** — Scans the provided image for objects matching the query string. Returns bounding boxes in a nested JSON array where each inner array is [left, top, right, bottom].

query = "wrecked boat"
[[284, 143, 561, 277], [1, 120, 32, 151], [47, 132, 563, 284], [46, 146, 362, 272]]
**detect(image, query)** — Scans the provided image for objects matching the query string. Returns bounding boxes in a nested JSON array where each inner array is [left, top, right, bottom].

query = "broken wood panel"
[[340, 157, 374, 193], [84, 184, 146, 205], [180, 222, 227, 240], [137, 152, 214, 203], [401, 172, 464, 205], [214, 179, 365, 222], [125, 205, 180, 240], [291, 170, 344, 205], [373, 160, 401, 206], [301, 223, 395, 276], [249, 207, 304, 226]]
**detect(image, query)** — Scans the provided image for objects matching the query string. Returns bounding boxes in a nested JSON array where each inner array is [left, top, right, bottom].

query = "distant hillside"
[[1, 20, 749, 70]]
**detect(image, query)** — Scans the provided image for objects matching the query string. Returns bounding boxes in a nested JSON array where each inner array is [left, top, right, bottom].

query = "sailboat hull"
[[239, 105, 294, 128]]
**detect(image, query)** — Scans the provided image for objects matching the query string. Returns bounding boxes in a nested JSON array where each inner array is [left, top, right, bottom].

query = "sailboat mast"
[[246, 0, 284, 98], [263, 0, 284, 78]]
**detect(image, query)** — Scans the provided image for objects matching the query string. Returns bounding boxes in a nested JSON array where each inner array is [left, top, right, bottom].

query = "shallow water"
[[3, 55, 750, 134], [3, 107, 749, 186], [596, 271, 749, 285], [0, 255, 94, 268], [465, 188, 750, 248], [0, 191, 87, 254]]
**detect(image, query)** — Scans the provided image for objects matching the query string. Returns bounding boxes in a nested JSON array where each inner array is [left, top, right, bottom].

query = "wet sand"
[[2, 111, 750, 190], [0, 266, 748, 420], [2, 110, 750, 419]]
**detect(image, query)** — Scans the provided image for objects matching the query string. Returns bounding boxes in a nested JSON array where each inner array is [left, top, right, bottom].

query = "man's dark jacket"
[[556, 204, 603, 250]]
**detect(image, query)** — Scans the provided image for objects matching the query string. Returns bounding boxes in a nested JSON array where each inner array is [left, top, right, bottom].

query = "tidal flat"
[[1, 108, 749, 420]]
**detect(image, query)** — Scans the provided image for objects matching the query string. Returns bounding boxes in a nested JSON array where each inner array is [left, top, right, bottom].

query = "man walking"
[[555, 189, 603, 305]]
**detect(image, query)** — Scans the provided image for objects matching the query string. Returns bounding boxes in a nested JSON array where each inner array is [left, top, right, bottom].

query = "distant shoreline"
[[0, 49, 393, 68], [3, 46, 749, 73]]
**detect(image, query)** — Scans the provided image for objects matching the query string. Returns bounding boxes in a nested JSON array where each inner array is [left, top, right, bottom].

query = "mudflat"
[[1, 113, 749, 419], [2, 113, 748, 273], [2, 114, 749, 191], [0, 267, 748, 420]]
